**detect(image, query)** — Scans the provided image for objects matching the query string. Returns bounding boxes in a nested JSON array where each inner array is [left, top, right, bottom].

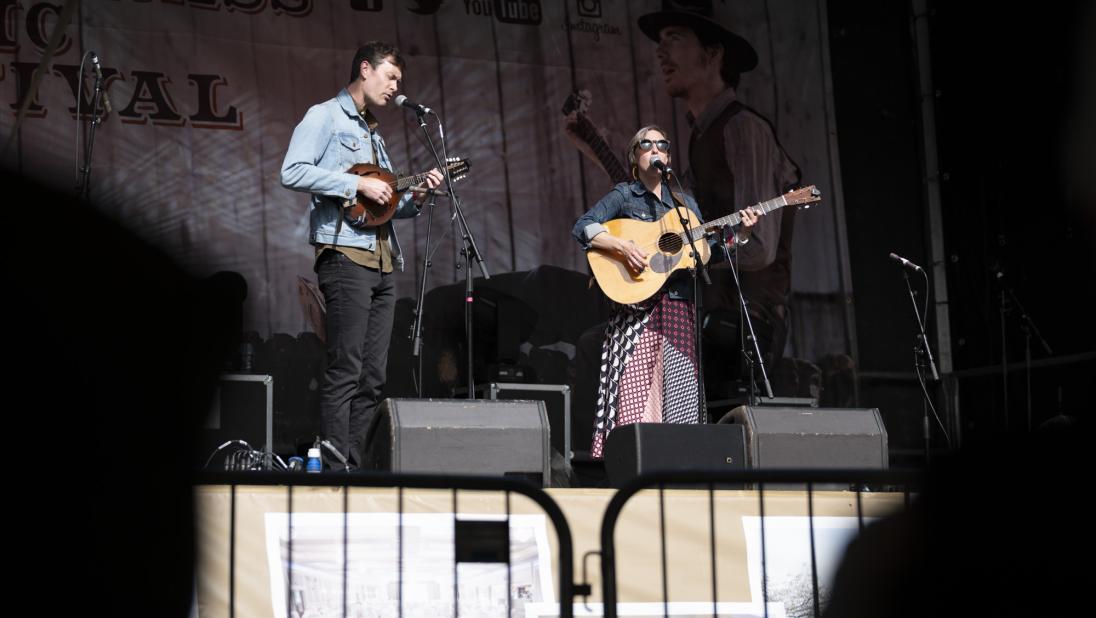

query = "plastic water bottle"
[[306, 448, 322, 473]]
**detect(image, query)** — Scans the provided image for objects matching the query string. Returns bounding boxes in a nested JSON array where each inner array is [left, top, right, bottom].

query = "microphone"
[[89, 52, 112, 113], [650, 155, 672, 176], [889, 252, 923, 273], [394, 94, 432, 115]]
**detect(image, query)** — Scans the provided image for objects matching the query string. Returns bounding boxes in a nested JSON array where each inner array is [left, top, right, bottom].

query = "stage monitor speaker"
[[367, 398, 550, 486], [719, 406, 888, 470], [198, 373, 273, 469], [602, 423, 747, 489]]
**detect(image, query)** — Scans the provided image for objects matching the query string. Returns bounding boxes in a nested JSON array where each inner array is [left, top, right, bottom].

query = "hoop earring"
[[631, 165, 638, 180]]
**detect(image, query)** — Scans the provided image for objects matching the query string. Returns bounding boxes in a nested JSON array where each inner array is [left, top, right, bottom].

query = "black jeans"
[[317, 250, 395, 470]]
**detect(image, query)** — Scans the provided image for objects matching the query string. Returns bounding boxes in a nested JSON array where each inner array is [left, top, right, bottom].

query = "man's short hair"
[[348, 41, 405, 84], [693, 27, 741, 89]]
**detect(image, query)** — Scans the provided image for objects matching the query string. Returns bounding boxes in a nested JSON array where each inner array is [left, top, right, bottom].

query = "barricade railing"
[[194, 471, 583, 618], [596, 469, 922, 618]]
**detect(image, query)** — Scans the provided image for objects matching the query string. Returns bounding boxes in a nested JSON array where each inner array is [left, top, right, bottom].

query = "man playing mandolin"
[[281, 41, 443, 471], [572, 126, 759, 458]]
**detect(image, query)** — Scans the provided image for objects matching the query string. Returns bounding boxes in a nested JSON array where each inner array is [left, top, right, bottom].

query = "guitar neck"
[[684, 195, 789, 240], [574, 115, 631, 184]]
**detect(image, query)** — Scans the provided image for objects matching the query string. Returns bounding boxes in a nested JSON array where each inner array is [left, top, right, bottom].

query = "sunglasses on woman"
[[637, 139, 671, 153]]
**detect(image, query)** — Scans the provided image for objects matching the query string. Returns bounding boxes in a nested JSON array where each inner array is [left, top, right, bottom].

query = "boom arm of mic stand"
[[410, 190, 439, 361], [668, 172, 710, 285], [903, 269, 940, 381], [665, 171, 710, 422], [417, 113, 489, 279], [77, 69, 107, 199], [415, 112, 486, 399], [722, 236, 775, 400], [999, 279, 1054, 356]]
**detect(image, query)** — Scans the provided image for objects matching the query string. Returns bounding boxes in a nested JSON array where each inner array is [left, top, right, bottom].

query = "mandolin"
[[343, 156, 470, 228]]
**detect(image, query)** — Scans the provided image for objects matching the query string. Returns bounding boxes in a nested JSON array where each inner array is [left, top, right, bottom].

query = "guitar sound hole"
[[657, 233, 683, 254]]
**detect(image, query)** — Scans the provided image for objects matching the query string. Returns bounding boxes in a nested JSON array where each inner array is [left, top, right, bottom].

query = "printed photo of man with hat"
[[640, 0, 803, 398]]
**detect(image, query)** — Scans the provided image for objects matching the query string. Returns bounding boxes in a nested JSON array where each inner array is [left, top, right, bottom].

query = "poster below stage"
[[742, 516, 868, 618], [523, 601, 788, 617], [264, 512, 554, 618]]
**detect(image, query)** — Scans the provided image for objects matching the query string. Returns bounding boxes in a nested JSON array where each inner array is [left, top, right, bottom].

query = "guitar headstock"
[[446, 156, 471, 182], [784, 185, 822, 209], [561, 89, 592, 117]]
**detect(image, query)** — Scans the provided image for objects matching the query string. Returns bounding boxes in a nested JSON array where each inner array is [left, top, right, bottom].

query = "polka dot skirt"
[[590, 291, 700, 459]]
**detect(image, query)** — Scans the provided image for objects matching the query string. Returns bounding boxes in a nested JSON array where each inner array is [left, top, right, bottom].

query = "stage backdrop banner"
[[1, 0, 851, 361]]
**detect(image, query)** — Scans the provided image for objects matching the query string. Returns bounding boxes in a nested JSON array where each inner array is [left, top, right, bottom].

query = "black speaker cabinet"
[[367, 398, 550, 485], [602, 423, 747, 488], [198, 373, 273, 469], [719, 406, 888, 469]]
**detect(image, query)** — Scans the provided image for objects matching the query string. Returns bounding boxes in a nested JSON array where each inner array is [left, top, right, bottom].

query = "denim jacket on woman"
[[572, 180, 711, 301]]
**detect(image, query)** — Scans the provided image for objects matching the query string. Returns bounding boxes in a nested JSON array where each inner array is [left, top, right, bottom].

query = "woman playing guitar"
[[571, 125, 759, 459]]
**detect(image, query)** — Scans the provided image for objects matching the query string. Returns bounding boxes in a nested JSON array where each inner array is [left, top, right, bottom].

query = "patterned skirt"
[[590, 291, 700, 459]]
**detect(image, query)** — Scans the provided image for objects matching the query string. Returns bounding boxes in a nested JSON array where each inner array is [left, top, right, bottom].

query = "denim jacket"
[[572, 181, 709, 301], [281, 89, 419, 270]]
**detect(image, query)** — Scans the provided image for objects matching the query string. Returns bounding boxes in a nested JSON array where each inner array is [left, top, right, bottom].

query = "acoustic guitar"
[[587, 186, 822, 304], [344, 156, 470, 228]]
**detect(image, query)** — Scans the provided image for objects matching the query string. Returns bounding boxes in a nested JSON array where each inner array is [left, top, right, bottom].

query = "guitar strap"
[[668, 190, 697, 222], [366, 124, 380, 167]]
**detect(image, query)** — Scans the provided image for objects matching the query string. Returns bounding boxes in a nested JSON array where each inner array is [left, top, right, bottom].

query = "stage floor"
[[195, 484, 905, 617]]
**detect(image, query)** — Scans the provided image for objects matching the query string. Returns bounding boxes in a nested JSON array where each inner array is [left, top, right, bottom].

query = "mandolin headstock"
[[445, 156, 470, 182]]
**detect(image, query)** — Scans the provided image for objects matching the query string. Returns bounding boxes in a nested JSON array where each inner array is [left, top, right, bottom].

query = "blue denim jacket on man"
[[281, 89, 419, 270], [572, 180, 712, 301]]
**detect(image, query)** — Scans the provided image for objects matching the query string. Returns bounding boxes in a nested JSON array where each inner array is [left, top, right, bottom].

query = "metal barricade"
[[195, 471, 583, 618], [596, 469, 921, 618]]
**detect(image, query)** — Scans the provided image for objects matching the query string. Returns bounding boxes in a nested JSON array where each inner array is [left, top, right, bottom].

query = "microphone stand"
[[901, 267, 939, 463], [76, 58, 107, 200], [665, 168, 710, 423], [719, 225, 774, 404], [319, 439, 352, 472], [999, 287, 1009, 431], [994, 271, 1053, 432], [414, 110, 489, 400], [409, 188, 440, 397]]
